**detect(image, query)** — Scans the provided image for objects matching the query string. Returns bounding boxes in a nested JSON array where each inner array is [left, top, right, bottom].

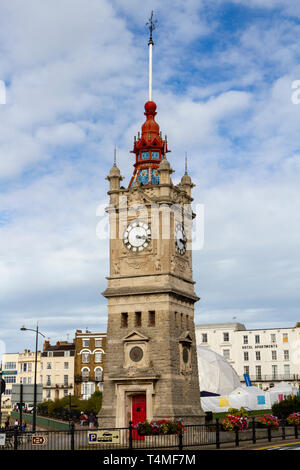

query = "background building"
[[195, 322, 300, 390], [18, 349, 41, 388], [74, 330, 106, 399], [41, 341, 75, 401], [0, 353, 19, 411]]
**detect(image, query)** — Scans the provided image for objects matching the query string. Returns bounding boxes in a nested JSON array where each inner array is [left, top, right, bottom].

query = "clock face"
[[175, 223, 187, 255], [123, 220, 151, 252]]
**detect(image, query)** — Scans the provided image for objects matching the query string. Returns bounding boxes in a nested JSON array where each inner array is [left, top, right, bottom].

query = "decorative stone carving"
[[125, 260, 148, 270], [154, 258, 161, 272], [170, 256, 175, 272], [113, 262, 120, 275]]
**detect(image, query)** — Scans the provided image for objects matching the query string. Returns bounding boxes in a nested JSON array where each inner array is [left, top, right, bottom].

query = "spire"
[[114, 145, 117, 166], [106, 146, 123, 191], [146, 11, 157, 101], [181, 152, 194, 196], [128, 13, 170, 189]]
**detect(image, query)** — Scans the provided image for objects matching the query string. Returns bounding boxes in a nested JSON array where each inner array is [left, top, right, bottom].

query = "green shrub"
[[228, 407, 249, 418], [37, 392, 102, 421], [272, 395, 300, 419]]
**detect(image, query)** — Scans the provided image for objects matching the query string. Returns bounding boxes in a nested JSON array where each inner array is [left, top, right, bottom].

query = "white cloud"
[[1, 0, 300, 352]]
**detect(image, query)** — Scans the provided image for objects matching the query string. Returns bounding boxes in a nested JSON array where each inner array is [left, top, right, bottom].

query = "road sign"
[[11, 384, 43, 403], [32, 435, 47, 446], [88, 430, 120, 444], [0, 379, 5, 394]]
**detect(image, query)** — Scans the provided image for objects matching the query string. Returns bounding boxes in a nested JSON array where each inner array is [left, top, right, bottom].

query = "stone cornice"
[[102, 285, 200, 303]]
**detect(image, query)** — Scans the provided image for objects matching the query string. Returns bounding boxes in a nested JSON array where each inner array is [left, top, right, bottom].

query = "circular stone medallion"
[[129, 346, 144, 363]]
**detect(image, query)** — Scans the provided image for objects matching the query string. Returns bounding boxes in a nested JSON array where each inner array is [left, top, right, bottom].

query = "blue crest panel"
[[137, 168, 149, 185], [151, 151, 160, 160], [141, 151, 149, 160], [151, 168, 159, 185]]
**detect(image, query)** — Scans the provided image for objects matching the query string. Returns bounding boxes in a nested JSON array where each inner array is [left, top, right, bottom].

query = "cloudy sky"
[[1, 0, 300, 356]]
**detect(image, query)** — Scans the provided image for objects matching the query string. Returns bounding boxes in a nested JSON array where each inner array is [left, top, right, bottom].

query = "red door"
[[132, 394, 146, 441]]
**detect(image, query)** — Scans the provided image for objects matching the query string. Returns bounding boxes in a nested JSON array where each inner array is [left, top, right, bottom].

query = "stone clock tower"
[[98, 17, 204, 428]]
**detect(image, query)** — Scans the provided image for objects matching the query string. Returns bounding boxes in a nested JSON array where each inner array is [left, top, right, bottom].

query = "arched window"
[[94, 367, 103, 382], [82, 352, 90, 364], [81, 367, 89, 381], [94, 350, 104, 363]]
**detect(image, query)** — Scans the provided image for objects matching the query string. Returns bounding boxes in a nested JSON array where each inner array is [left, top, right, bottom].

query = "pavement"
[[194, 437, 300, 450]]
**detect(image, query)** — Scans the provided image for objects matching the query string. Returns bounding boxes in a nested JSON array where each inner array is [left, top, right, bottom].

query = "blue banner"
[[244, 374, 252, 387]]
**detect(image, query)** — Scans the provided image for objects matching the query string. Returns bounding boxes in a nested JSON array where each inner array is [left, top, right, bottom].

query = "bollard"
[[129, 421, 133, 449], [178, 431, 183, 451], [70, 422, 75, 451], [14, 427, 18, 451], [216, 419, 220, 449], [252, 417, 256, 444], [281, 419, 286, 440], [235, 429, 239, 447]]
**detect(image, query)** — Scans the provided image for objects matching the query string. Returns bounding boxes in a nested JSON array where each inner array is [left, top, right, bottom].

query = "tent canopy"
[[197, 346, 241, 395]]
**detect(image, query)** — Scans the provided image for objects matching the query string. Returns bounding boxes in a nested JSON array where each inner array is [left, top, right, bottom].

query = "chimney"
[[43, 341, 50, 351]]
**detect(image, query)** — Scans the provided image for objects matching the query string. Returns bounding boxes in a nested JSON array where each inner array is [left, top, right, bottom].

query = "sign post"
[[88, 430, 120, 445], [11, 384, 43, 430], [0, 433, 6, 446], [11, 384, 43, 405], [19, 383, 23, 429], [32, 435, 47, 446], [0, 377, 6, 427]]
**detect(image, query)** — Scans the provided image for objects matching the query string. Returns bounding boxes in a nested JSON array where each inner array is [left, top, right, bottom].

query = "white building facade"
[[195, 322, 300, 391], [41, 341, 75, 401], [1, 353, 19, 410], [19, 349, 41, 387], [1, 343, 75, 408]]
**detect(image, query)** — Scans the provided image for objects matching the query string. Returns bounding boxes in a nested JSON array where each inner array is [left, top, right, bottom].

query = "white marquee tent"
[[200, 385, 271, 413], [196, 346, 300, 413], [268, 382, 299, 406], [197, 345, 241, 396]]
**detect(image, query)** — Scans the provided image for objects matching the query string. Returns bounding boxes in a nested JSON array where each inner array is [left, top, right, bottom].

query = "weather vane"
[[146, 11, 158, 101], [146, 10, 158, 45]]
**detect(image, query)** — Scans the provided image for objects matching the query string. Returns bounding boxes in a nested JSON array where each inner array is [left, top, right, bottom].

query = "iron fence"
[[0, 418, 299, 450]]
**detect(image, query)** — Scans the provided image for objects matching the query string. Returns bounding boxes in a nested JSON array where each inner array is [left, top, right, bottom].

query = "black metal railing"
[[0, 419, 299, 451]]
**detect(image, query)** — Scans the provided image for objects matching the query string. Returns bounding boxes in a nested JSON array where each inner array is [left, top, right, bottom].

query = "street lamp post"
[[20, 323, 46, 433]]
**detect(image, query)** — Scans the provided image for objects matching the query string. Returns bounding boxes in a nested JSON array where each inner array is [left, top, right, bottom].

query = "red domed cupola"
[[128, 101, 170, 188], [141, 101, 159, 140]]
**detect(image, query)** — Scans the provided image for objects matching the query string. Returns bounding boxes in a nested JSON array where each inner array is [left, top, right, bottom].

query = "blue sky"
[[1, 0, 300, 356]]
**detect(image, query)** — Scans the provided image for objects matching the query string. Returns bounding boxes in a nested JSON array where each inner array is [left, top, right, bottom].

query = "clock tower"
[[98, 14, 204, 428]]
